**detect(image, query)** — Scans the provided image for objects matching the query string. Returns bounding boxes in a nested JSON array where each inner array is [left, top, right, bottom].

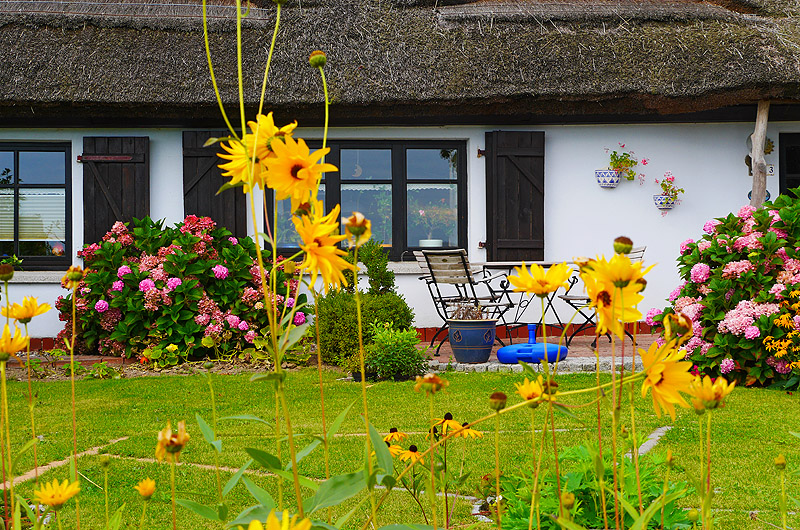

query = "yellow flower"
[[383, 428, 408, 443], [582, 273, 644, 339], [0, 324, 28, 361], [134, 478, 156, 500], [293, 203, 352, 293], [155, 421, 190, 463], [414, 373, 448, 395], [507, 262, 573, 297], [344, 211, 372, 247], [583, 253, 653, 291], [62, 265, 84, 290], [688, 375, 735, 413], [238, 509, 312, 530], [165, 344, 178, 353], [640, 340, 694, 420], [247, 112, 298, 162], [514, 375, 555, 406], [265, 136, 337, 210], [1, 297, 51, 324], [34, 479, 79, 511], [218, 135, 266, 193], [398, 445, 424, 465], [453, 422, 483, 439], [387, 443, 404, 457], [433, 412, 462, 435]]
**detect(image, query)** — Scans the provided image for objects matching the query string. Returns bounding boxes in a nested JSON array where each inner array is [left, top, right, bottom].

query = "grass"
[[0, 366, 798, 529]]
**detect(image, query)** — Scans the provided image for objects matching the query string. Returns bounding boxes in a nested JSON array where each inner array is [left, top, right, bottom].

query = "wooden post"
[[750, 100, 770, 206]]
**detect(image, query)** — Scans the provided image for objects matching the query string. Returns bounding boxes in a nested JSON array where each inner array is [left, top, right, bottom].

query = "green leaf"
[[227, 505, 275, 528], [628, 488, 689, 530], [222, 460, 253, 497], [216, 181, 245, 195], [176, 499, 222, 522], [11, 438, 37, 474], [245, 448, 281, 470], [286, 436, 324, 471], [270, 468, 319, 491], [15, 495, 35, 530], [219, 414, 272, 428], [107, 503, 126, 530], [303, 470, 366, 514], [328, 401, 355, 440], [195, 413, 221, 453], [250, 372, 286, 384], [241, 476, 275, 511], [12, 499, 20, 530], [369, 423, 393, 477], [280, 322, 311, 351], [552, 517, 590, 530]]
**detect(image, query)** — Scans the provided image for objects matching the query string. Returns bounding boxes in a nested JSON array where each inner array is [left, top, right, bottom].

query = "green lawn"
[[1, 367, 798, 529]]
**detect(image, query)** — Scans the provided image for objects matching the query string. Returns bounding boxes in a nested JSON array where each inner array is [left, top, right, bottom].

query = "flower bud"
[[0, 264, 13, 282], [775, 454, 787, 470], [203, 361, 214, 370], [344, 211, 371, 247], [489, 391, 507, 411], [100, 454, 111, 468], [613, 236, 633, 255], [309, 50, 327, 68], [620, 425, 629, 439], [560, 491, 576, 510], [283, 261, 296, 275], [687, 509, 700, 523], [414, 373, 448, 395], [666, 449, 675, 469]]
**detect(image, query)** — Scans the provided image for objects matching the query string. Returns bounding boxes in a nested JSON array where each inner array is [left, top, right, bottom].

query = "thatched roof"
[[1, 0, 800, 125]]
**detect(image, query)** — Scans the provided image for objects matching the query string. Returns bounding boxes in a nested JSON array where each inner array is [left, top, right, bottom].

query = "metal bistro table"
[[477, 261, 576, 341]]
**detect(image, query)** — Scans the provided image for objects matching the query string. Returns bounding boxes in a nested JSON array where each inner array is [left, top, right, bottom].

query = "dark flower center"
[[409, 445, 418, 452], [290, 164, 304, 180]]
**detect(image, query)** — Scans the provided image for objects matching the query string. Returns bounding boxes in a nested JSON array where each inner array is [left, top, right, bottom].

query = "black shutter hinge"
[[477, 149, 486, 158]]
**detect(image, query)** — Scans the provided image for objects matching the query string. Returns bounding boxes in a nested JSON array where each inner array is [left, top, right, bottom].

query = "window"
[[269, 140, 466, 261], [0, 143, 71, 269]]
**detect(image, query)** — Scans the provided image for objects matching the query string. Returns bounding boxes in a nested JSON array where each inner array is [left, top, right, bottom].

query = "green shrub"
[[363, 322, 428, 381], [316, 290, 414, 366], [342, 240, 396, 295]]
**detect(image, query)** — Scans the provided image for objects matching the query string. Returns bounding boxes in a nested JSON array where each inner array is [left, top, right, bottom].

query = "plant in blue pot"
[[447, 303, 496, 364]]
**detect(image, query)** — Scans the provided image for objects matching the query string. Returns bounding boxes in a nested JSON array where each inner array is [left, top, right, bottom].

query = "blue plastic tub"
[[496, 324, 568, 364]]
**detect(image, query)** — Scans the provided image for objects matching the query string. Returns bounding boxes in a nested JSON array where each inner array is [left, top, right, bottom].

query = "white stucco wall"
[[0, 122, 787, 336]]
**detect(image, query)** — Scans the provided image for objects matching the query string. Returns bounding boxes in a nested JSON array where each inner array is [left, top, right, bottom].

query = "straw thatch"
[[1, 0, 800, 123]]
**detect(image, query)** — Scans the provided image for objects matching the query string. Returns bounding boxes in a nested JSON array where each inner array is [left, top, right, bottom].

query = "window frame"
[[269, 139, 467, 261], [0, 142, 72, 270]]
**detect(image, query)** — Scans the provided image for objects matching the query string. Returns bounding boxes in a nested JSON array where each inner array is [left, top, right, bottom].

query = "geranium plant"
[[605, 143, 639, 180], [654, 171, 685, 202], [412, 200, 456, 240]]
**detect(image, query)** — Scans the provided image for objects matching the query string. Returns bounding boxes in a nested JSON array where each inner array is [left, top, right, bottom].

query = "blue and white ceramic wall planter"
[[595, 169, 622, 188], [653, 194, 676, 210]]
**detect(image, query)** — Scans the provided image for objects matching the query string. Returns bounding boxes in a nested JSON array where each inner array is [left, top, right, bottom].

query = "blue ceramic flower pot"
[[653, 194, 676, 210], [447, 319, 496, 363], [595, 169, 621, 188]]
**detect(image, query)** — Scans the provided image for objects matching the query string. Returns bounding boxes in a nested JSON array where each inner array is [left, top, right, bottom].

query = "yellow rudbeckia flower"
[[582, 273, 644, 339], [2, 296, 51, 324], [265, 136, 338, 210], [155, 421, 190, 463], [640, 340, 694, 420], [293, 203, 353, 293], [238, 509, 312, 530], [0, 324, 28, 361], [688, 375, 735, 413], [247, 112, 298, 162], [218, 134, 266, 193], [134, 478, 156, 500], [508, 262, 573, 297], [398, 445, 424, 465], [383, 428, 408, 443], [34, 479, 79, 511]]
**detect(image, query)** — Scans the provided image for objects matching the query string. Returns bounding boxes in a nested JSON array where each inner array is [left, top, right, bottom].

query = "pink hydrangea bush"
[[60, 216, 309, 367], [654, 194, 800, 385]]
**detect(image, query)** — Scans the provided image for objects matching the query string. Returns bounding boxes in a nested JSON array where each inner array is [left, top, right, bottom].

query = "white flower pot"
[[419, 239, 443, 248], [595, 169, 621, 188], [653, 194, 676, 210]]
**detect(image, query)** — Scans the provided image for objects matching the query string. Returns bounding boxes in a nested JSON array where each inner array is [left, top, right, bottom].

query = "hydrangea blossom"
[[703, 219, 721, 234], [680, 239, 694, 254], [737, 205, 757, 219], [720, 358, 735, 374], [744, 325, 761, 340], [139, 279, 156, 292], [690, 263, 711, 283], [94, 300, 109, 313], [238, 320, 249, 331], [212, 265, 229, 280], [294, 312, 306, 325], [225, 314, 240, 328], [111, 280, 124, 291], [166, 277, 182, 291], [117, 265, 132, 279]]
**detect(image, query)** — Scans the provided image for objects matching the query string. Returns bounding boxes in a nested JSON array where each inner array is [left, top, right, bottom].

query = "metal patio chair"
[[559, 246, 646, 347], [415, 249, 515, 354]]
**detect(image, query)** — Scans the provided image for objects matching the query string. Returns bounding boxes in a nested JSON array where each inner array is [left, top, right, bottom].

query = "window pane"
[[407, 149, 458, 181], [0, 153, 12, 186], [19, 188, 66, 256], [407, 184, 457, 247], [19, 151, 65, 185], [0, 189, 11, 241], [272, 186, 326, 248], [342, 184, 392, 245], [341, 149, 391, 181]]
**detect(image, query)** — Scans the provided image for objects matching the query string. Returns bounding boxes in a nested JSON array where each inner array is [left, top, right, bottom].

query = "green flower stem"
[[1, 361, 14, 517], [103, 464, 109, 526], [428, 394, 438, 530], [629, 379, 643, 515], [443, 439, 449, 528], [780, 467, 787, 530], [353, 247, 378, 525], [57, 511, 63, 530], [275, 394, 283, 510], [278, 383, 303, 517], [23, 322, 40, 489], [207, 372, 222, 502], [594, 342, 609, 530], [69, 285, 81, 530], [256, 4, 281, 117], [234, 0, 245, 133], [531, 404, 550, 530], [138, 500, 149, 530], [493, 411, 501, 530], [313, 297, 331, 480], [703, 412, 713, 530], [527, 407, 537, 530], [169, 460, 177, 530], [201, 0, 238, 139], [660, 461, 671, 529]]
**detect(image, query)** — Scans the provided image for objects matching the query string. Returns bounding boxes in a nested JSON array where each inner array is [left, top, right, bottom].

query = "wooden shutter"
[[183, 131, 248, 237], [81, 137, 149, 245], [485, 131, 545, 261]]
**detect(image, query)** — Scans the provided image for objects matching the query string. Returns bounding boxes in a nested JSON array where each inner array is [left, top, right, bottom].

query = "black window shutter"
[[82, 136, 150, 246], [485, 131, 545, 261], [183, 131, 248, 238]]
